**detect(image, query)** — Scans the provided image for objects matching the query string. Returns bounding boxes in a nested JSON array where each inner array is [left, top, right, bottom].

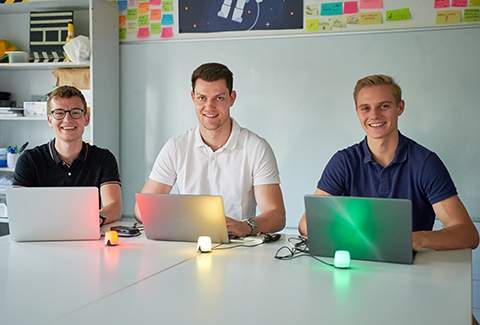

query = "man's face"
[[191, 78, 236, 133], [47, 96, 89, 144], [356, 85, 404, 141]]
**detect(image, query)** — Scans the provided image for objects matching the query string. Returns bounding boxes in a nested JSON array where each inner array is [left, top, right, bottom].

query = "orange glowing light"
[[105, 231, 118, 246], [185, 7, 188, 10], [291, 12, 294, 15], [194, 24, 197, 28]]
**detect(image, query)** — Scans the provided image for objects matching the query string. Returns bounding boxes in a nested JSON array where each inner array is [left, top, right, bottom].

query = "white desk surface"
[[0, 229, 472, 325]]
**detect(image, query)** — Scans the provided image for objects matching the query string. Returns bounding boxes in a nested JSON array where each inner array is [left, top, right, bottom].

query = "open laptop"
[[136, 193, 230, 244], [6, 187, 100, 242], [304, 195, 413, 264]]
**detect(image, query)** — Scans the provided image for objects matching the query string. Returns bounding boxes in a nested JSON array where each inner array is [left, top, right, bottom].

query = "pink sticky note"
[[452, 0, 467, 7], [161, 26, 173, 38], [149, 0, 161, 4], [344, 1, 358, 14], [137, 27, 149, 38], [434, 0, 449, 8], [359, 0, 382, 9]]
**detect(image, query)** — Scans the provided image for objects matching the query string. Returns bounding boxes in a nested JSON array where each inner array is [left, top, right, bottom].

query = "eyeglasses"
[[51, 109, 86, 120]]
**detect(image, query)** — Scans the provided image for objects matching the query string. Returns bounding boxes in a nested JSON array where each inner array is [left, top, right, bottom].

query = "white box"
[[24, 102, 47, 117], [6, 51, 28, 63]]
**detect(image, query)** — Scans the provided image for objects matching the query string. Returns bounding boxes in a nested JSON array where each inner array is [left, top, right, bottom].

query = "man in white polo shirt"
[[134, 62, 286, 237]]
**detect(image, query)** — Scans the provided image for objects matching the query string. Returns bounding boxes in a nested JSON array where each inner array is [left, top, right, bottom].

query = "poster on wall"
[[179, 0, 303, 33]]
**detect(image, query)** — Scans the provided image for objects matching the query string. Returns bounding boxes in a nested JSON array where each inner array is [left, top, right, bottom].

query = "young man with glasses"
[[13, 85, 122, 226]]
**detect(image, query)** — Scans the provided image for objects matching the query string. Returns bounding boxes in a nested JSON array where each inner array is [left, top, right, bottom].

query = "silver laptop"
[[304, 195, 413, 264], [6, 187, 100, 242], [136, 193, 230, 243]]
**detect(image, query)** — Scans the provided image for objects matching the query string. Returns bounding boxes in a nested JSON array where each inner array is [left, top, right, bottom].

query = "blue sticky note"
[[118, 0, 127, 10], [321, 2, 343, 16], [162, 14, 173, 25]]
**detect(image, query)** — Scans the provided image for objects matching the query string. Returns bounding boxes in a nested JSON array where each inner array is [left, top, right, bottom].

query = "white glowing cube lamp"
[[334, 250, 351, 268], [197, 236, 212, 253], [105, 230, 118, 246]]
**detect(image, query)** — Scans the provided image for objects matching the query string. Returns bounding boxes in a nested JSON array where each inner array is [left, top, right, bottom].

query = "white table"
[[0, 230, 472, 325]]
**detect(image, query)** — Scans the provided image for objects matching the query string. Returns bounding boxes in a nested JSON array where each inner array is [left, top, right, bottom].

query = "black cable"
[[274, 236, 335, 267]]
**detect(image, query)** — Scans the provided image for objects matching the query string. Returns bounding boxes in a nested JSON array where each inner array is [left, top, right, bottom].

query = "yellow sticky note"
[[318, 18, 332, 31], [306, 18, 319, 32], [435, 10, 462, 24], [346, 14, 359, 24], [332, 16, 346, 28], [359, 11, 382, 25], [127, 21, 137, 34], [305, 4, 318, 17], [471, 0, 480, 6]]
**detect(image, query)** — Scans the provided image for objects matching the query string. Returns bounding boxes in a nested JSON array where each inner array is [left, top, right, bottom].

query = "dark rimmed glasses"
[[51, 109, 86, 120]]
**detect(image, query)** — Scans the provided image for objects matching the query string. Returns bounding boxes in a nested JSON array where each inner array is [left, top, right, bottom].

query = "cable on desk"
[[212, 233, 281, 251], [274, 236, 334, 268]]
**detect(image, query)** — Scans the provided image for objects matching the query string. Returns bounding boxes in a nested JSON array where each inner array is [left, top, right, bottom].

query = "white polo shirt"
[[149, 119, 280, 221]]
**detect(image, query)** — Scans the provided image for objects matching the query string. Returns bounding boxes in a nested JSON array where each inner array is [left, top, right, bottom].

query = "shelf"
[[0, 0, 89, 14], [0, 116, 46, 121], [0, 168, 15, 172], [0, 62, 90, 70]]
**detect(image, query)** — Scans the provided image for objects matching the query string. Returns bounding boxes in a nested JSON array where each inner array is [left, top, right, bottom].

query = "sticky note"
[[161, 26, 173, 38], [162, 0, 173, 12], [138, 14, 149, 27], [137, 27, 149, 38], [119, 28, 126, 40], [386, 8, 410, 21], [318, 18, 332, 31], [332, 16, 346, 28], [305, 4, 318, 17], [321, 2, 342, 16], [138, 2, 149, 14], [118, 0, 128, 10], [119, 15, 126, 26], [150, 0, 161, 4], [151, 22, 162, 34], [435, 10, 462, 23], [127, 8, 138, 20], [162, 13, 173, 25], [306, 18, 319, 32], [151, 8, 162, 20], [464, 8, 480, 21], [127, 21, 137, 33], [452, 0, 467, 7], [360, 0, 382, 9], [346, 14, 360, 24], [434, 0, 449, 8], [128, 0, 137, 7], [471, 0, 480, 6], [359, 11, 382, 24], [344, 2, 358, 14]]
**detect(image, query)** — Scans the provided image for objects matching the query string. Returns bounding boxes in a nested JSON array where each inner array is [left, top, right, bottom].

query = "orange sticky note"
[[151, 8, 162, 21], [119, 15, 126, 26], [138, 2, 149, 14]]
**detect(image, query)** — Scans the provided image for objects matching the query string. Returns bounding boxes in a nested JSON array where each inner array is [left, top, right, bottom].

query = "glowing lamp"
[[105, 230, 118, 246], [334, 250, 351, 269], [197, 236, 212, 253]]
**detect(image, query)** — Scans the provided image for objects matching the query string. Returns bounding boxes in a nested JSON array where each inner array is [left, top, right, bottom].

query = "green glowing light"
[[334, 250, 351, 268]]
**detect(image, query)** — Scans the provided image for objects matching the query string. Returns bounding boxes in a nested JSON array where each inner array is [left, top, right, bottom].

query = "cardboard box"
[[24, 102, 47, 117]]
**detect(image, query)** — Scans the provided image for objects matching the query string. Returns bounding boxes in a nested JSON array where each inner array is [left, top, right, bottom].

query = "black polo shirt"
[[13, 139, 121, 189]]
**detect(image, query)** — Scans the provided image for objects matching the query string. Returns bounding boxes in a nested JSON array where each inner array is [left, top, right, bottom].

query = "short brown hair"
[[353, 75, 402, 106], [47, 85, 87, 114], [191, 63, 233, 94]]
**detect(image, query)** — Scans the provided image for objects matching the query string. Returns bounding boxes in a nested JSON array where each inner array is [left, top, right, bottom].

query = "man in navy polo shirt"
[[13, 85, 122, 226], [298, 74, 478, 252]]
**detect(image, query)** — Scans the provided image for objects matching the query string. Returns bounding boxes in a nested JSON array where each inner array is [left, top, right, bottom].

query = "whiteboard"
[[119, 26, 480, 228]]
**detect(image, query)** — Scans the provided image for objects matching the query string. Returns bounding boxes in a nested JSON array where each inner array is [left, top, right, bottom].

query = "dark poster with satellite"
[[179, 0, 303, 33]]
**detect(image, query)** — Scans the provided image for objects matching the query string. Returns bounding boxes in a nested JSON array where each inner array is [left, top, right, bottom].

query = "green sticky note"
[[119, 28, 126, 40], [127, 8, 138, 20], [162, 0, 173, 12], [138, 14, 149, 27], [464, 8, 480, 21], [470, 0, 480, 6], [151, 22, 161, 34], [386, 8, 410, 21]]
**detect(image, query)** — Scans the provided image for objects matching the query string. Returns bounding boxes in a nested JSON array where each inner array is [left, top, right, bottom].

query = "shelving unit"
[[0, 0, 119, 231]]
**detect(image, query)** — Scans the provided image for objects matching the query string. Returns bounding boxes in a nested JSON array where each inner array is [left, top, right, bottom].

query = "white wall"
[[119, 26, 480, 229]]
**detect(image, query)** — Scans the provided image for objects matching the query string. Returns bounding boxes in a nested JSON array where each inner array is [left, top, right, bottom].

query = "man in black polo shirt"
[[13, 85, 122, 226]]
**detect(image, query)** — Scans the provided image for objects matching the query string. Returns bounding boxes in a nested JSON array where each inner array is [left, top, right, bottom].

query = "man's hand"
[[226, 217, 253, 237]]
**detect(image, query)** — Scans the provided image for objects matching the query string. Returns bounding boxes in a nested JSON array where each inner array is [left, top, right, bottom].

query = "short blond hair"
[[353, 75, 402, 106]]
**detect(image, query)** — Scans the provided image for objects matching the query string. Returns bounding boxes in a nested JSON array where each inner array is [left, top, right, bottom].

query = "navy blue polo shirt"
[[317, 132, 457, 231], [13, 139, 121, 191]]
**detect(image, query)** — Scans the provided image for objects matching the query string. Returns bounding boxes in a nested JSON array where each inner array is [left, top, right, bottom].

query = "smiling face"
[[356, 85, 404, 142], [191, 78, 236, 134], [47, 96, 90, 145]]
